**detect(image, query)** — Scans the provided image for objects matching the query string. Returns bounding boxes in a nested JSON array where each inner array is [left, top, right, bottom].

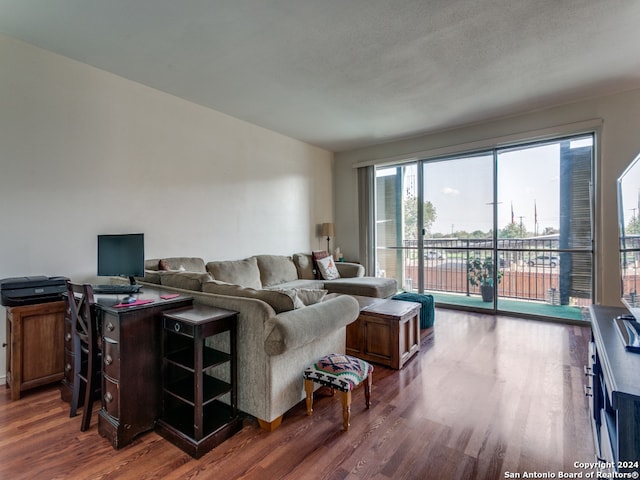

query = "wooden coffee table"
[[345, 296, 421, 369]]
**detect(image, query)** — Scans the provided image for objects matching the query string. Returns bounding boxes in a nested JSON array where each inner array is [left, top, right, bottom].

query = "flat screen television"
[[97, 233, 145, 285], [617, 154, 640, 350]]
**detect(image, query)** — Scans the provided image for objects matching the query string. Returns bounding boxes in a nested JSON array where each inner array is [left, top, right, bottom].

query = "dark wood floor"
[[0, 309, 595, 480]]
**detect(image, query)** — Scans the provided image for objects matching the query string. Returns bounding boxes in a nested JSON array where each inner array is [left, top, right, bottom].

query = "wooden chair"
[[65, 281, 101, 431]]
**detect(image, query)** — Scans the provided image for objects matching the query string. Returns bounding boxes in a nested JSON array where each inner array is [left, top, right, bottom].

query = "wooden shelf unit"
[[157, 305, 242, 458]]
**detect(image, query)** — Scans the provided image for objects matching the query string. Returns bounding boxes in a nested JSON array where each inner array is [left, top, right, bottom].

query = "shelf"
[[603, 409, 618, 464], [160, 401, 235, 439], [159, 306, 239, 458], [165, 346, 230, 372], [164, 373, 231, 406]]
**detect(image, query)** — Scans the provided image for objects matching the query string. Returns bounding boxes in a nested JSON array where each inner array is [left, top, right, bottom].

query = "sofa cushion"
[[160, 272, 213, 291], [146, 257, 207, 273], [202, 280, 298, 313], [167, 257, 207, 273], [293, 253, 316, 280], [273, 279, 326, 290], [206, 257, 262, 289], [324, 277, 398, 298], [141, 270, 161, 284], [316, 255, 341, 280], [255, 255, 299, 287]]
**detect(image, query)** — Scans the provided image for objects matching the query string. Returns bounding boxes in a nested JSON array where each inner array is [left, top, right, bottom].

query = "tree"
[[403, 195, 437, 239], [627, 215, 640, 235], [500, 222, 527, 238]]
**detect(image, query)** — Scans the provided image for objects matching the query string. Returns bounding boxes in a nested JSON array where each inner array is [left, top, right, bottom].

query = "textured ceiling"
[[1, 0, 640, 152]]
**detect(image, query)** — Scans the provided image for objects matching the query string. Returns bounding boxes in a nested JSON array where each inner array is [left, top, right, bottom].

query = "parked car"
[[528, 255, 559, 267], [425, 250, 447, 260]]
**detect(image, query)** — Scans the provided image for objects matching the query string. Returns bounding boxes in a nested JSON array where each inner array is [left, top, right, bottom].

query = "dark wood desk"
[[95, 287, 193, 449]]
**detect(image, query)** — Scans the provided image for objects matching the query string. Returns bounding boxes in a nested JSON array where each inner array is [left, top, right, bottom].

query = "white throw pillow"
[[294, 288, 328, 305], [316, 255, 340, 280], [270, 288, 328, 307]]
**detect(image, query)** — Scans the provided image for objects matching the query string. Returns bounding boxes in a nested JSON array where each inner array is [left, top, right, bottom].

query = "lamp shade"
[[321, 223, 334, 237]]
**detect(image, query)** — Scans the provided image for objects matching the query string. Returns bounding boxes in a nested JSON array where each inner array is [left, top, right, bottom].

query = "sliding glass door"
[[374, 134, 594, 321], [421, 153, 495, 312]]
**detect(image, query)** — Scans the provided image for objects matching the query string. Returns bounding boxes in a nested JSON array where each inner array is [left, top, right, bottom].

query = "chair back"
[[65, 281, 101, 430], [65, 282, 97, 347]]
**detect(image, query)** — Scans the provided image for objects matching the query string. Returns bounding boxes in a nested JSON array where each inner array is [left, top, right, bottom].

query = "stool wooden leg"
[[364, 372, 372, 409], [340, 391, 351, 431], [304, 379, 314, 416]]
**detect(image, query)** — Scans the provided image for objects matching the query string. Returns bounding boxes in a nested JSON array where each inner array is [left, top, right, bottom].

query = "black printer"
[[0, 276, 68, 307]]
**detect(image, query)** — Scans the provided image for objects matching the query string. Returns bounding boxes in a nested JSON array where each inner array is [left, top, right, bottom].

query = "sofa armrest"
[[335, 262, 365, 278], [264, 295, 359, 355]]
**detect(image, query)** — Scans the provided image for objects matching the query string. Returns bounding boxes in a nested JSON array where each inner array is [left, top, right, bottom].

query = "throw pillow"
[[158, 259, 170, 271], [311, 250, 330, 279], [316, 255, 340, 280], [294, 288, 328, 305], [269, 288, 328, 308]]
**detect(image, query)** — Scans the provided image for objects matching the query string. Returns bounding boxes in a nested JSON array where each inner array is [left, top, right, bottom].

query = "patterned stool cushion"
[[303, 354, 373, 393]]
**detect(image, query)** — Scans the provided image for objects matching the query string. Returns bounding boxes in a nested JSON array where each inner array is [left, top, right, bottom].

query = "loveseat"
[[134, 253, 397, 430]]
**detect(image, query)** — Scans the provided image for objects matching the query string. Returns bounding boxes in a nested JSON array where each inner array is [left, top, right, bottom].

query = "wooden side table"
[[346, 298, 421, 369], [5, 301, 65, 400], [157, 304, 242, 458]]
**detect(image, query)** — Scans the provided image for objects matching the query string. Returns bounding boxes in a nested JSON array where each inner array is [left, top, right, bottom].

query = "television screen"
[[618, 154, 640, 316], [97, 233, 145, 282]]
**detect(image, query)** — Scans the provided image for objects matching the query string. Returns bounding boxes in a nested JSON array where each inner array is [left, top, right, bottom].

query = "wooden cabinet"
[[5, 301, 65, 400], [157, 305, 241, 458], [96, 291, 192, 449], [588, 305, 640, 474], [346, 299, 421, 370]]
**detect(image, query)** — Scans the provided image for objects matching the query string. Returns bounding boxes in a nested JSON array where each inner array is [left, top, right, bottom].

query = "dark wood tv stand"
[[588, 305, 640, 474]]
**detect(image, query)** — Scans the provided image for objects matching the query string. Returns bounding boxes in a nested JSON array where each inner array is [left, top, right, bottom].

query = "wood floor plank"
[[0, 309, 595, 479]]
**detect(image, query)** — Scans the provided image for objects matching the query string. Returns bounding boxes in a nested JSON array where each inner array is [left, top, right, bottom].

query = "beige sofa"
[[135, 254, 397, 430]]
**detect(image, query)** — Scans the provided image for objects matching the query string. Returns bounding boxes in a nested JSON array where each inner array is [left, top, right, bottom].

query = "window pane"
[[375, 164, 416, 283]]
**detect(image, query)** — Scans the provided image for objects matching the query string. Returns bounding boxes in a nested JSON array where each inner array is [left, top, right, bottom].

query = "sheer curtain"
[[357, 166, 375, 275]]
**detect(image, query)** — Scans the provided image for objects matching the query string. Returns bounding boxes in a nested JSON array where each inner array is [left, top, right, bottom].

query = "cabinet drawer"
[[103, 316, 120, 342], [103, 376, 120, 420], [164, 317, 194, 337], [102, 338, 120, 379], [64, 349, 74, 384], [64, 319, 73, 347]]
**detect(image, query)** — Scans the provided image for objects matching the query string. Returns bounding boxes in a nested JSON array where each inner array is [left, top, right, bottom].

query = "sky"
[[378, 136, 593, 236], [620, 152, 640, 228]]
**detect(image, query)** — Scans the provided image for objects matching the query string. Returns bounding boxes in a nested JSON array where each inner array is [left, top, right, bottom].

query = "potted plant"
[[467, 256, 503, 302]]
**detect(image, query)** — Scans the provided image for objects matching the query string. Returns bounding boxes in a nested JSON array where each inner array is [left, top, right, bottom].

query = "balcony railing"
[[378, 237, 592, 308]]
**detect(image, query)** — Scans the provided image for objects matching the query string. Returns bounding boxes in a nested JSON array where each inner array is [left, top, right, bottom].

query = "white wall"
[[335, 88, 640, 307], [0, 34, 334, 381]]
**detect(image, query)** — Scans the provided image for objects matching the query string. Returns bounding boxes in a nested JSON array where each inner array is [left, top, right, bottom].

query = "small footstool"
[[303, 353, 373, 431]]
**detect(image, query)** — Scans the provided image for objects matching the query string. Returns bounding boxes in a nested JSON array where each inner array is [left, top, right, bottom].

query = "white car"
[[528, 255, 559, 267], [425, 250, 447, 260]]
